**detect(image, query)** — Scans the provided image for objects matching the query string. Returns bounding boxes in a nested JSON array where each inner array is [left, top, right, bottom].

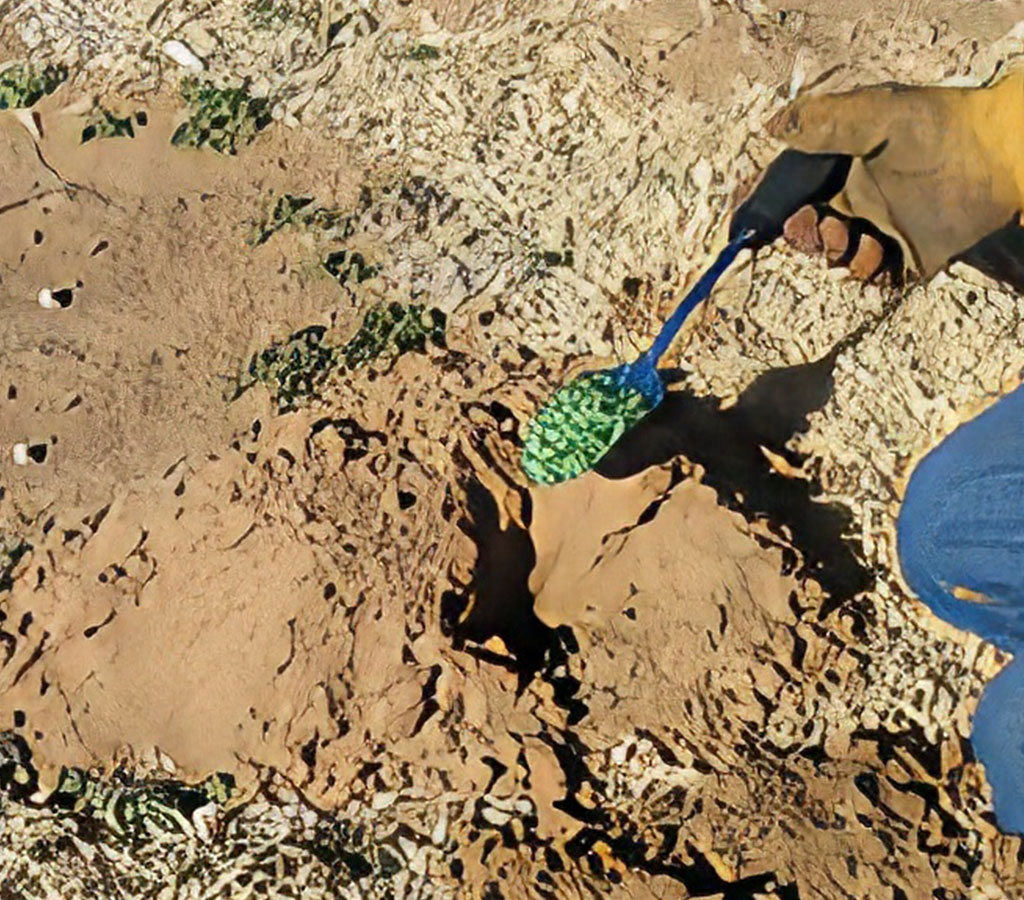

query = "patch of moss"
[[245, 0, 294, 28], [171, 77, 271, 155], [243, 303, 447, 411], [81, 107, 135, 143], [342, 302, 446, 369], [250, 193, 353, 246], [323, 249, 379, 287], [521, 370, 653, 484], [248, 325, 338, 413], [0, 731, 235, 841], [49, 767, 236, 839], [0, 64, 66, 110], [0, 534, 30, 593], [253, 194, 315, 244], [406, 44, 441, 61]]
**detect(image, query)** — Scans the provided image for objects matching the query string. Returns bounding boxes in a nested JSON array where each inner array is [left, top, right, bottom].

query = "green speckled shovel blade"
[[521, 229, 753, 485]]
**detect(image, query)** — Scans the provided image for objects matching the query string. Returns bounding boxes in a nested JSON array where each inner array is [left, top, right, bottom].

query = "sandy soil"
[[2, 1, 1024, 898]]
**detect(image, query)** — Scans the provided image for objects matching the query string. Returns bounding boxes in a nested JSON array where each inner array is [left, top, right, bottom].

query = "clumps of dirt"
[[0, 63, 65, 109], [171, 77, 271, 154]]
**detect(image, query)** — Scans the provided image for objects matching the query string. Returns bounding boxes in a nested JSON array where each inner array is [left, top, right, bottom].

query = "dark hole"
[[622, 276, 642, 299], [18, 612, 32, 636], [478, 310, 495, 326], [398, 490, 417, 510], [51, 288, 73, 309], [135, 111, 148, 126], [324, 582, 337, 600], [33, 230, 43, 245], [90, 240, 108, 256], [300, 736, 317, 768], [13, 710, 25, 728], [27, 444, 47, 464], [7, 385, 15, 400]]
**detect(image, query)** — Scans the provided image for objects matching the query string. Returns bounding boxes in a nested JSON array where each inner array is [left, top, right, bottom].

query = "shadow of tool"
[[596, 350, 872, 622]]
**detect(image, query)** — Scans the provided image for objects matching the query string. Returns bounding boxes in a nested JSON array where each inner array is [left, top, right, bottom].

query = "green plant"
[[247, 325, 338, 412], [243, 303, 447, 412], [0, 534, 30, 593], [0, 64, 66, 109], [49, 767, 236, 839], [323, 249, 379, 287], [81, 107, 135, 143], [406, 44, 440, 61], [342, 302, 446, 369], [171, 77, 271, 155]]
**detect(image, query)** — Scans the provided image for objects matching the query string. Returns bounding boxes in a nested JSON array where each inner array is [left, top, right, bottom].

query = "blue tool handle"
[[645, 228, 755, 366]]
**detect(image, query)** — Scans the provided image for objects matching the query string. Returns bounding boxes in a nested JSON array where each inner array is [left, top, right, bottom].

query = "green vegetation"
[[245, 0, 294, 27], [406, 44, 441, 61], [49, 768, 235, 839], [171, 77, 271, 155], [323, 248, 379, 287], [342, 301, 446, 369], [250, 193, 352, 245], [521, 370, 653, 484], [253, 194, 315, 244], [248, 325, 337, 413], [245, 303, 447, 411], [0, 731, 234, 841], [0, 64, 66, 109], [0, 534, 30, 593], [81, 107, 135, 143]]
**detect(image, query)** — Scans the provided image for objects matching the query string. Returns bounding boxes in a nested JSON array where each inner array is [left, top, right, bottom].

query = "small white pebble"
[[37, 288, 56, 309], [12, 444, 28, 466], [162, 39, 204, 72], [191, 802, 216, 843], [431, 809, 448, 845], [372, 791, 397, 810], [691, 158, 713, 192], [481, 806, 510, 826]]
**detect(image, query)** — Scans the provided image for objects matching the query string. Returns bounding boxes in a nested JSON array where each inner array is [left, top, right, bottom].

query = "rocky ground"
[[2, 1, 1024, 898]]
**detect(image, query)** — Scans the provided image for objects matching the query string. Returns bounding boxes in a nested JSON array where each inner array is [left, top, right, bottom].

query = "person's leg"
[[971, 656, 1024, 834], [898, 383, 1024, 648], [898, 383, 1024, 833]]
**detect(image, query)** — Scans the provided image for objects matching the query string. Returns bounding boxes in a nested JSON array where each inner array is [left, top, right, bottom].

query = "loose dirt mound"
[[3, 2, 1024, 898]]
